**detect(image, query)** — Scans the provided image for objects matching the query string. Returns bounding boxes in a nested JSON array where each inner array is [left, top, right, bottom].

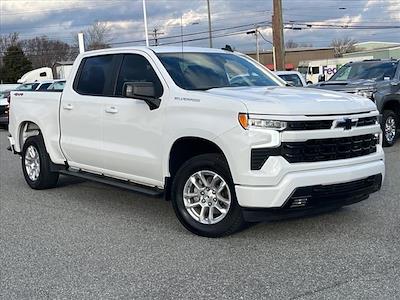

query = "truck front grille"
[[285, 116, 377, 131], [251, 134, 378, 170]]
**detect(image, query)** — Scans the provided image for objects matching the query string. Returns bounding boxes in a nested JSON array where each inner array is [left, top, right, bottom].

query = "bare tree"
[[0, 32, 20, 67], [22, 36, 71, 68], [285, 39, 299, 49], [84, 21, 112, 50], [330, 37, 358, 57]]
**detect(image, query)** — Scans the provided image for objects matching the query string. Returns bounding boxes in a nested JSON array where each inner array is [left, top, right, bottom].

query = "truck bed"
[[9, 91, 64, 163]]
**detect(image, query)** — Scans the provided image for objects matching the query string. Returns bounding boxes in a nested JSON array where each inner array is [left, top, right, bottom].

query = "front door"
[[101, 53, 166, 187]]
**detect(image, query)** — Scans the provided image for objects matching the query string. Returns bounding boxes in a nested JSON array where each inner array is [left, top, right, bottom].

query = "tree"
[[285, 39, 313, 49], [22, 36, 71, 69], [285, 40, 299, 48], [84, 21, 112, 50], [0, 45, 32, 83], [0, 32, 20, 67], [330, 37, 358, 57]]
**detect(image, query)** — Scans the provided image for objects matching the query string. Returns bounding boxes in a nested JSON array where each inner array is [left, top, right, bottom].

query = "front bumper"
[[241, 174, 382, 222], [0, 105, 9, 125], [235, 157, 385, 209], [0, 115, 8, 125]]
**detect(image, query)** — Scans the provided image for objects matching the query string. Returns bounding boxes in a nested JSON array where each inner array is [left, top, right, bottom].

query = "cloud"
[[0, 0, 399, 51]]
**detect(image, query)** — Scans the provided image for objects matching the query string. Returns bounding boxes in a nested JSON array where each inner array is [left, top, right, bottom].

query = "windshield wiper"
[[189, 86, 228, 91]]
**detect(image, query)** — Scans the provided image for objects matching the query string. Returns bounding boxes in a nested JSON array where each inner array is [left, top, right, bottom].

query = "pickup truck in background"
[[8, 47, 385, 237], [311, 59, 400, 146]]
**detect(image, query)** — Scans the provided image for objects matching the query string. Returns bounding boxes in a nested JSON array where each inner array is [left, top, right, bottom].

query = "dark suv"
[[311, 59, 400, 146]]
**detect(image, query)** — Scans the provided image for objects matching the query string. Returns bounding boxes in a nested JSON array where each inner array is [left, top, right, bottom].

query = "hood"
[[205, 86, 376, 115], [310, 79, 378, 92]]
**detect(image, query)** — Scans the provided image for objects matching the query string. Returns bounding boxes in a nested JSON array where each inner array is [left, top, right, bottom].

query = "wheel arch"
[[382, 98, 400, 116], [17, 121, 41, 151]]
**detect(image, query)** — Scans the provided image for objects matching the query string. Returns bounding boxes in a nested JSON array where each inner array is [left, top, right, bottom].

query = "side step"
[[59, 170, 164, 197]]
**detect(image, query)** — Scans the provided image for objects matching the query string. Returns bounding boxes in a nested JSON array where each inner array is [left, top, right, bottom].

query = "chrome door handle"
[[105, 106, 118, 114], [63, 104, 73, 110]]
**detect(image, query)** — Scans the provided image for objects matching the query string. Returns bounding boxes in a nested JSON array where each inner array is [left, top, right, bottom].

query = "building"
[[343, 42, 400, 60], [247, 47, 336, 70]]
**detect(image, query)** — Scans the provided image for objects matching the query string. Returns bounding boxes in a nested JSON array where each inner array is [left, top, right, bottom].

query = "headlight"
[[238, 113, 287, 130], [356, 89, 375, 100]]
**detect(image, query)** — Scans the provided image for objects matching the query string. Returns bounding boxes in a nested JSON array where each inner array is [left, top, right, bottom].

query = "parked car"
[[35, 80, 55, 91], [47, 80, 66, 91], [274, 71, 307, 87], [8, 46, 384, 237], [310, 59, 400, 146], [0, 90, 11, 127]]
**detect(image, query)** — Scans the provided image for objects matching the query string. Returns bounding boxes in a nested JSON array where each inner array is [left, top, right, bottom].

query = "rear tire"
[[382, 110, 398, 147], [22, 135, 59, 189], [171, 154, 245, 237]]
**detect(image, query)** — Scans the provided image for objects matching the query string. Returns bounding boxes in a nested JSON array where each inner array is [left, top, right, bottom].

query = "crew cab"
[[8, 47, 385, 237]]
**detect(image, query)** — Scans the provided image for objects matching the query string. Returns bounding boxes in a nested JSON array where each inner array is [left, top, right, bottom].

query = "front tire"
[[171, 154, 245, 237], [22, 135, 59, 189], [382, 110, 398, 147]]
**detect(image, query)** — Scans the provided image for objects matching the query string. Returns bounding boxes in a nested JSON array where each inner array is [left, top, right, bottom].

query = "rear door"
[[60, 54, 121, 171]]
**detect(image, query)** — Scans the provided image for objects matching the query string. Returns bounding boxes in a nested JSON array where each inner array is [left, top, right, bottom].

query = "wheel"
[[171, 154, 245, 237], [382, 110, 398, 147], [22, 135, 59, 189]]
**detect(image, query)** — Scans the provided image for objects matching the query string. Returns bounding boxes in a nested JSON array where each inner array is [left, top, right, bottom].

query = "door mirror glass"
[[123, 82, 156, 99]]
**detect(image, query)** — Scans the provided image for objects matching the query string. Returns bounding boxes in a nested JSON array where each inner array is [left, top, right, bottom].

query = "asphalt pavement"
[[1, 129, 399, 299]]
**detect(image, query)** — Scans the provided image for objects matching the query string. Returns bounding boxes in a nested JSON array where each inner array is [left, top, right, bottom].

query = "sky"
[[1, 0, 399, 52]]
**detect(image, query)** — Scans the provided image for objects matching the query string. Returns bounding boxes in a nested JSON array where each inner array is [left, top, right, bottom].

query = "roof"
[[81, 46, 230, 56]]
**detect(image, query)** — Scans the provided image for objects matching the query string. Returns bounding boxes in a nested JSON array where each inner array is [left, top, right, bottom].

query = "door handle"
[[63, 104, 73, 110], [105, 106, 118, 114]]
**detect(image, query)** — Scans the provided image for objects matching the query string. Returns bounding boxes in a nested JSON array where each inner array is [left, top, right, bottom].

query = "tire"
[[22, 135, 59, 189], [382, 110, 398, 147], [171, 153, 245, 238]]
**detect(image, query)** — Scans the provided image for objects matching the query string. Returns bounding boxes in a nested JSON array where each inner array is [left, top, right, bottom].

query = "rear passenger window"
[[115, 54, 163, 98], [75, 55, 117, 96]]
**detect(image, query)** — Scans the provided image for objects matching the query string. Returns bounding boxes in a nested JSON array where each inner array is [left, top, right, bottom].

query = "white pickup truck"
[[8, 46, 385, 237]]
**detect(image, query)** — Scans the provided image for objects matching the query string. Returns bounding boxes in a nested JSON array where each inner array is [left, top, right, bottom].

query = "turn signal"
[[238, 113, 248, 129]]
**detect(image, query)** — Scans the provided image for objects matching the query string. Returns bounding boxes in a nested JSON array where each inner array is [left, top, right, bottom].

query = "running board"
[[59, 170, 164, 197]]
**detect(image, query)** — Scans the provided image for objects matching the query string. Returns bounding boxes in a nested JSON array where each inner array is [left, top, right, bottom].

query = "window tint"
[[37, 83, 52, 90], [48, 81, 66, 91], [76, 55, 116, 96], [278, 74, 303, 87], [115, 54, 163, 97], [157, 52, 278, 90], [330, 61, 398, 81]]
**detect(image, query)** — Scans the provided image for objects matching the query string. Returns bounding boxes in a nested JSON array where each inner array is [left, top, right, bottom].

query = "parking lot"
[[0, 128, 399, 299]]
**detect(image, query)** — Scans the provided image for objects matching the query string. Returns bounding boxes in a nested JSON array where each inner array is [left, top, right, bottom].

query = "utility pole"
[[255, 26, 260, 62], [207, 0, 213, 48], [272, 0, 285, 70], [151, 28, 164, 46], [246, 26, 260, 62], [142, 0, 149, 46]]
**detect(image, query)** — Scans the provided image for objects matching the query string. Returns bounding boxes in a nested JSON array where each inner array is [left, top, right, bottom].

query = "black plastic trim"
[[59, 169, 164, 197]]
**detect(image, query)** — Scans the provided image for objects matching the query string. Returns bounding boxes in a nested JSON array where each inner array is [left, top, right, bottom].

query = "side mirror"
[[123, 82, 161, 110]]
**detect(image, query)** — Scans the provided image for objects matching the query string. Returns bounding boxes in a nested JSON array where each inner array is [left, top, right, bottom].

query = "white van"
[[298, 56, 373, 84]]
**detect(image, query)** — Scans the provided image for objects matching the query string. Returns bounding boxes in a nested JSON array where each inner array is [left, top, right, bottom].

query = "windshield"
[[330, 61, 398, 81], [157, 52, 280, 90], [16, 83, 40, 91]]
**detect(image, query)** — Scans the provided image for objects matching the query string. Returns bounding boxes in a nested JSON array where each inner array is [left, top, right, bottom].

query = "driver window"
[[115, 54, 163, 98]]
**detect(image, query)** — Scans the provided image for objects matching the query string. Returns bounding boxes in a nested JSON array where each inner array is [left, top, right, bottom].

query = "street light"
[[180, 18, 200, 47]]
